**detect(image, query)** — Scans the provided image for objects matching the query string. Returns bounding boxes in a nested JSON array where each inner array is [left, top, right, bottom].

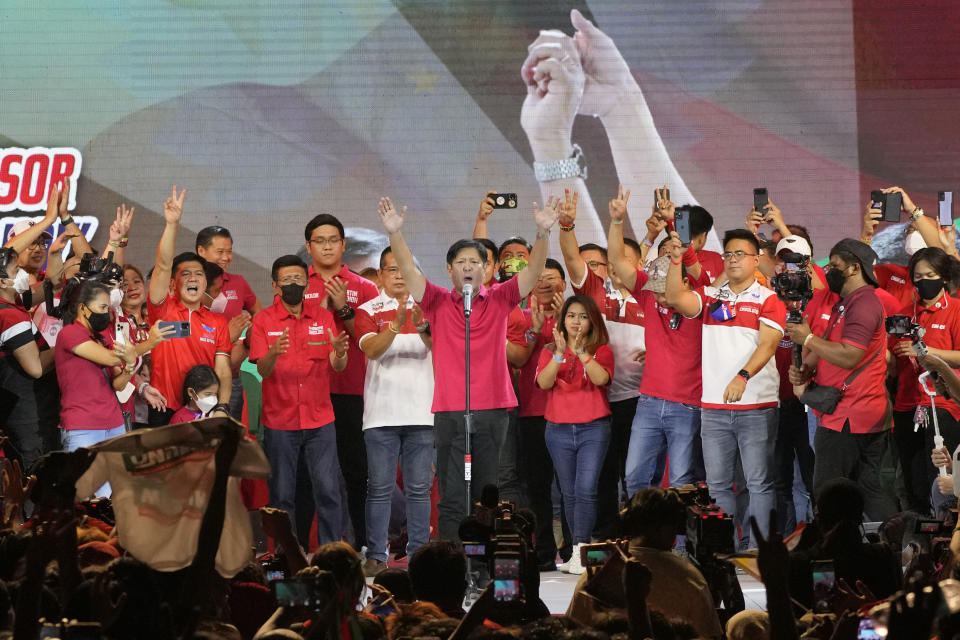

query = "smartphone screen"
[[463, 543, 486, 556], [857, 617, 885, 639], [272, 577, 328, 608], [812, 560, 835, 591], [939, 191, 953, 226], [494, 579, 521, 602], [753, 188, 768, 213], [493, 556, 520, 579]]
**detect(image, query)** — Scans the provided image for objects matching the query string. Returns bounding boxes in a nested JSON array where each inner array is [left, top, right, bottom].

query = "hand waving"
[[163, 185, 186, 225], [533, 196, 560, 233], [378, 197, 406, 235]]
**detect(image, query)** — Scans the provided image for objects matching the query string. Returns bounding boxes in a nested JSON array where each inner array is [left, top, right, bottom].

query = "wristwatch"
[[533, 144, 587, 182], [737, 369, 751, 382]]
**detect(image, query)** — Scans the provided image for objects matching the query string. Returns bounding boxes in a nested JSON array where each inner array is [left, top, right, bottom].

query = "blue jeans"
[[700, 407, 777, 547], [363, 425, 435, 562], [545, 418, 611, 544], [625, 394, 704, 495], [62, 426, 126, 498], [264, 424, 342, 545]]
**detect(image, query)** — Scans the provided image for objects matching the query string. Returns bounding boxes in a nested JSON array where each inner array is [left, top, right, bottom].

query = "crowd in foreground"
[[4, 174, 960, 638]]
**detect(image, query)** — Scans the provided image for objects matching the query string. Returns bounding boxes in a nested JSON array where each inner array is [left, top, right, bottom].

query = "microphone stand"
[[462, 285, 479, 603]]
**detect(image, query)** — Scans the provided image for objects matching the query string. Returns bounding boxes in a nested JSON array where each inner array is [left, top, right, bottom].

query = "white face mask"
[[194, 395, 218, 416], [207, 292, 228, 314], [12, 269, 30, 294], [110, 288, 124, 308], [904, 230, 926, 256]]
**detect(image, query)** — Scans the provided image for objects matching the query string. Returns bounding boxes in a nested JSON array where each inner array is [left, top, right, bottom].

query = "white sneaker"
[[565, 544, 585, 575]]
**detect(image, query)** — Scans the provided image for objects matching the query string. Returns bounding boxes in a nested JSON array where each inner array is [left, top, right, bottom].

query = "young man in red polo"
[[377, 195, 558, 542], [303, 213, 379, 549], [249, 254, 349, 545], [147, 186, 232, 425]]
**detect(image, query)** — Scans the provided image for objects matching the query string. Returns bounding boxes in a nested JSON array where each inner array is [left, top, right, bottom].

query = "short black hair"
[[909, 247, 960, 285], [195, 225, 232, 251], [203, 260, 223, 285], [682, 205, 714, 238], [620, 488, 685, 539], [445, 239, 488, 266], [498, 236, 531, 258], [271, 254, 308, 282], [171, 252, 206, 277], [474, 238, 498, 262], [578, 243, 608, 260], [181, 364, 218, 407], [544, 257, 566, 282], [623, 237, 643, 258], [723, 229, 760, 254], [408, 541, 467, 606], [304, 214, 345, 243], [379, 246, 393, 269]]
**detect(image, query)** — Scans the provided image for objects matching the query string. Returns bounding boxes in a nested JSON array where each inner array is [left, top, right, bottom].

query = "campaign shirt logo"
[[201, 323, 215, 334], [304, 292, 320, 300], [200, 322, 215, 344], [372, 301, 384, 312], [308, 324, 324, 336], [932, 323, 947, 330], [267, 331, 284, 337], [779, 338, 794, 348], [891, 276, 906, 284], [347, 290, 359, 304], [224, 290, 239, 301]]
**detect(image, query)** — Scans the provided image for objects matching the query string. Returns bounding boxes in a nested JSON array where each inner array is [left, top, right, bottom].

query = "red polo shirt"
[[536, 344, 615, 423], [891, 294, 960, 419], [573, 268, 644, 325], [147, 296, 232, 411], [813, 285, 889, 433], [219, 272, 258, 320], [506, 308, 555, 418], [630, 271, 702, 406], [0, 299, 41, 356], [419, 276, 521, 412], [55, 323, 125, 430], [304, 264, 378, 396], [876, 264, 915, 309], [249, 301, 337, 430]]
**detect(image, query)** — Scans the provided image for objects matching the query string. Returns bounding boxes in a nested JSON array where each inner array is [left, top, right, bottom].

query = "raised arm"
[[607, 185, 637, 291], [5, 185, 59, 253], [664, 238, 701, 317], [557, 189, 587, 287], [378, 197, 426, 302], [149, 186, 186, 305], [56, 179, 92, 259], [516, 197, 559, 298], [472, 192, 495, 239], [103, 204, 135, 265]]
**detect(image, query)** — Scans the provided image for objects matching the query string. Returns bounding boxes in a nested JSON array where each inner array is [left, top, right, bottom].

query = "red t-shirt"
[[891, 294, 960, 418], [506, 308, 554, 418], [304, 264, 379, 396], [0, 299, 41, 358], [536, 345, 615, 423], [147, 296, 232, 411], [630, 273, 702, 406], [219, 272, 258, 320], [573, 268, 645, 325], [248, 302, 337, 430], [813, 285, 890, 433], [170, 406, 203, 424], [875, 264, 915, 310], [55, 323, 125, 430], [419, 277, 521, 412], [687, 249, 725, 287]]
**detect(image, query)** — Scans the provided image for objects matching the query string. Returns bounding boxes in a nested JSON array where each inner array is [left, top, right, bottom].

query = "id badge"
[[709, 300, 735, 322]]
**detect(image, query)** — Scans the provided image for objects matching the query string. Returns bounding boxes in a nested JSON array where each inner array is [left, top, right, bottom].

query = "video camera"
[[461, 498, 535, 605], [771, 251, 813, 324], [886, 314, 928, 357], [47, 251, 123, 318], [676, 483, 735, 562]]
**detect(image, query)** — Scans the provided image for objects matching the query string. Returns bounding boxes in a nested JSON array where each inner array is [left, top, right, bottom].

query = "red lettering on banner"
[[0, 148, 82, 213]]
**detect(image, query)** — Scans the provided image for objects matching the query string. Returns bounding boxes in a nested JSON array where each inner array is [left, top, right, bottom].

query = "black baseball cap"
[[829, 238, 878, 287]]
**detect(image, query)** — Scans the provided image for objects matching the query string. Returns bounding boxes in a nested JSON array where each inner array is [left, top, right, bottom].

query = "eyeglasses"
[[31, 239, 49, 249], [309, 236, 342, 247], [586, 260, 607, 269], [721, 251, 758, 261]]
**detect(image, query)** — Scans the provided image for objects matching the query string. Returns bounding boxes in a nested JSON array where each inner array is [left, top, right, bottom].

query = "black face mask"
[[915, 277, 945, 301], [85, 307, 111, 333], [825, 268, 846, 295], [280, 283, 305, 306]]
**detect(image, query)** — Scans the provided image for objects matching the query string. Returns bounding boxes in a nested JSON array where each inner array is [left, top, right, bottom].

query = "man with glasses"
[[377, 195, 558, 542], [249, 254, 349, 545], [355, 246, 434, 576], [555, 188, 646, 540], [303, 213, 379, 550], [665, 228, 786, 548]]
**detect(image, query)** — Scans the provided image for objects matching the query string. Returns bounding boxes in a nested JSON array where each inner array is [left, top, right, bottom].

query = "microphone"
[[463, 283, 473, 317]]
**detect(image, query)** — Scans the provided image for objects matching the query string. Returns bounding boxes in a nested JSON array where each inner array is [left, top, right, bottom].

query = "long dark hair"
[[61, 280, 110, 327], [557, 294, 608, 354]]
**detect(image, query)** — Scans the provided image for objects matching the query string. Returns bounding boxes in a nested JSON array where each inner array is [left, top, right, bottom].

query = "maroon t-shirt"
[[55, 323, 124, 430]]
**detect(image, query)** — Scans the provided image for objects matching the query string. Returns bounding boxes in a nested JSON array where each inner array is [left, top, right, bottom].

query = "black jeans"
[[495, 410, 522, 504], [434, 408, 505, 542], [813, 423, 897, 522], [593, 397, 637, 540], [518, 415, 561, 563], [892, 409, 931, 514], [332, 394, 367, 549], [774, 398, 815, 532]]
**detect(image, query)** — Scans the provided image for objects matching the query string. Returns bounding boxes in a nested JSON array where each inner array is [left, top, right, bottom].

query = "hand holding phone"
[[939, 191, 954, 226], [157, 320, 190, 338], [491, 193, 517, 209], [675, 208, 691, 245], [753, 188, 769, 214]]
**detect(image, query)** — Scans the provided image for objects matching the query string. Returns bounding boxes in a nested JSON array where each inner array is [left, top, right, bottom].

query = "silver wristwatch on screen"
[[533, 144, 587, 182]]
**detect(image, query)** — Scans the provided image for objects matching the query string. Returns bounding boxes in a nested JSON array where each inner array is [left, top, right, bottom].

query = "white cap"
[[9, 219, 52, 240], [775, 235, 812, 258]]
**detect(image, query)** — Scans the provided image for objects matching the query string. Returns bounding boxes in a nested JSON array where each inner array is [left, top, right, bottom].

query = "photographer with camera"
[[787, 239, 897, 521], [566, 488, 723, 639], [888, 247, 960, 514]]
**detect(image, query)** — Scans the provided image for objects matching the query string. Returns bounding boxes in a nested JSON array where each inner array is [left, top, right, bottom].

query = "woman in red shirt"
[[889, 247, 960, 514], [55, 281, 137, 453], [536, 294, 614, 575]]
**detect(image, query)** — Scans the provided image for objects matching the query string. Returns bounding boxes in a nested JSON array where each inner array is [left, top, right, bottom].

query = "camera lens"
[[508, 199, 516, 207], [496, 196, 505, 205]]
